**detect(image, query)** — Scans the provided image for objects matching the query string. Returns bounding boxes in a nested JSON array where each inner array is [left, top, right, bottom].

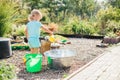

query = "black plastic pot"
[[0, 38, 12, 59]]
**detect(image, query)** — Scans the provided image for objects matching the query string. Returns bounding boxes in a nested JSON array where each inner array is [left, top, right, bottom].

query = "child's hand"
[[50, 32, 53, 35]]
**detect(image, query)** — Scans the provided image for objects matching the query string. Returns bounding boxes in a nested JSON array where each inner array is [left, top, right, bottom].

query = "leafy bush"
[[58, 15, 79, 34], [16, 25, 25, 36], [106, 32, 117, 38], [97, 7, 120, 22], [105, 20, 120, 33], [59, 20, 98, 35], [77, 21, 96, 35], [96, 7, 120, 35], [59, 24, 73, 34], [0, 62, 15, 80], [0, 0, 17, 37]]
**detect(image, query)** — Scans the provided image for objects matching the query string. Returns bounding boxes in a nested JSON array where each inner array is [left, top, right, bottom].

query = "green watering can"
[[24, 53, 42, 73]]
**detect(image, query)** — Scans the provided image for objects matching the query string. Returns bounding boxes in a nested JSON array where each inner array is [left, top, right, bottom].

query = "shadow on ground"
[[17, 65, 70, 80]]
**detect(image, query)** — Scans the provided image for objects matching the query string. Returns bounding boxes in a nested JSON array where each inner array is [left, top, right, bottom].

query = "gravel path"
[[0, 38, 108, 80]]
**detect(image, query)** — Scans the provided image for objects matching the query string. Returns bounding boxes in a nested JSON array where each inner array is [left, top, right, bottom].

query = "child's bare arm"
[[25, 27, 28, 38], [41, 25, 53, 35]]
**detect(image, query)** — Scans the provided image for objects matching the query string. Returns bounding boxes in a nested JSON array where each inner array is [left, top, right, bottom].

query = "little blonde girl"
[[25, 9, 53, 54]]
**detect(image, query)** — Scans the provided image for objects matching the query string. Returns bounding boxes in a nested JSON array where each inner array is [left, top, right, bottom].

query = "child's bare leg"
[[39, 47, 41, 53], [34, 48, 39, 53], [39, 47, 44, 56], [30, 48, 34, 53]]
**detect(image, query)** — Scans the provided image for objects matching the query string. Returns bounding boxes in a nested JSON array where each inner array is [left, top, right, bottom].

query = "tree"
[[70, 0, 96, 19], [108, 0, 120, 9], [23, 0, 43, 10], [22, 0, 97, 22]]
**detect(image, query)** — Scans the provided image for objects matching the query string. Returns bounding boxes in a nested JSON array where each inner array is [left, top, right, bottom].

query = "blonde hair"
[[28, 9, 42, 21], [28, 14, 33, 21]]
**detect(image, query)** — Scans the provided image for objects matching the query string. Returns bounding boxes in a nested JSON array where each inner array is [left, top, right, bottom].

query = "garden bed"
[[57, 34, 104, 39], [0, 38, 108, 80]]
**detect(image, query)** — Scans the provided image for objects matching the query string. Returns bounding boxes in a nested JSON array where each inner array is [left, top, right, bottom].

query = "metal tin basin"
[[44, 49, 76, 69]]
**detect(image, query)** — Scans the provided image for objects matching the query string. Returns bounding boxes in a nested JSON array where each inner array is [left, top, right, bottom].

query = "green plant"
[[71, 21, 80, 34], [96, 7, 120, 35], [0, 62, 15, 80], [106, 32, 117, 38], [58, 15, 79, 34], [40, 30, 48, 37], [72, 21, 97, 35], [16, 25, 25, 36], [58, 20, 98, 35], [59, 24, 73, 34], [0, 0, 17, 37], [63, 74, 68, 78], [105, 20, 120, 33]]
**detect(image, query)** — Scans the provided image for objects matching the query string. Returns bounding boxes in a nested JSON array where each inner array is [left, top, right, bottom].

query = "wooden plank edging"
[[63, 51, 107, 80]]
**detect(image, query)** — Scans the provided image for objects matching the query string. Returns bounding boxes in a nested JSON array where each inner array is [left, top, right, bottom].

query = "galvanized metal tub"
[[44, 49, 76, 69]]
